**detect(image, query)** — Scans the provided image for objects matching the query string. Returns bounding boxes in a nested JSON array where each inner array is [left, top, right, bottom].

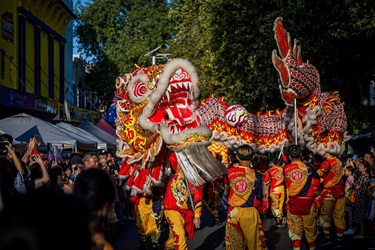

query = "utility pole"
[[144, 46, 171, 65]]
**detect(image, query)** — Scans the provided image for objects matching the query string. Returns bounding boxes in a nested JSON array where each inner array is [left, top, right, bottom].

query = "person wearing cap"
[[163, 152, 203, 250], [316, 151, 346, 248], [284, 144, 320, 250], [224, 144, 266, 250]]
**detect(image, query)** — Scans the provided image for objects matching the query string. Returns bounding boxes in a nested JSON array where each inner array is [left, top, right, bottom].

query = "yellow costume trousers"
[[270, 186, 285, 218], [225, 206, 266, 250], [287, 203, 317, 250], [135, 196, 158, 237], [319, 193, 346, 236], [164, 209, 188, 250]]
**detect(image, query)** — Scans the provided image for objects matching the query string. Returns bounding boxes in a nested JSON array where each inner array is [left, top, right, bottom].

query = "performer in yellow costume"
[[132, 187, 164, 250], [316, 151, 345, 248], [224, 144, 266, 250], [163, 152, 203, 250], [267, 157, 286, 228], [284, 144, 320, 250], [203, 177, 225, 226]]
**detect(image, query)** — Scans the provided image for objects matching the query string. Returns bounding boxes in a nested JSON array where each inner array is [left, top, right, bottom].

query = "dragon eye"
[[133, 81, 147, 98]]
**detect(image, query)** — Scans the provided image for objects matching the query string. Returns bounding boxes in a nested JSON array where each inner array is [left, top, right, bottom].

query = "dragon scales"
[[199, 17, 347, 156]]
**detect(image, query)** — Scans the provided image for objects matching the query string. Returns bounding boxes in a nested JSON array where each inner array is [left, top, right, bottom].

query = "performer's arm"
[[316, 161, 329, 177], [255, 172, 263, 201], [193, 184, 203, 218], [253, 172, 263, 208], [193, 184, 203, 229]]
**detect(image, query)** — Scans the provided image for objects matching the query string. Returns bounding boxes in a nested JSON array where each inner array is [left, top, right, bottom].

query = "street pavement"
[[109, 206, 375, 250]]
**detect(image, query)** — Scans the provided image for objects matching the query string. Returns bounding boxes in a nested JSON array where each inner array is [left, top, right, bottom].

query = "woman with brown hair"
[[352, 159, 370, 239]]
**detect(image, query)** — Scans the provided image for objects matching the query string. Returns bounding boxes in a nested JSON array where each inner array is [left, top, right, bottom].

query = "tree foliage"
[[74, 0, 375, 133], [167, 0, 375, 133], [74, 0, 175, 101]]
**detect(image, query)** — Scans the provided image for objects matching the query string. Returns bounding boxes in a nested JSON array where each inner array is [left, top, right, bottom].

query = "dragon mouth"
[[136, 59, 212, 148], [148, 80, 201, 134], [147, 79, 212, 147]]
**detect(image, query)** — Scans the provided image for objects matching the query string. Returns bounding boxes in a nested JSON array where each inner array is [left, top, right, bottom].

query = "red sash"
[[182, 210, 195, 240], [329, 184, 345, 199], [287, 196, 313, 215]]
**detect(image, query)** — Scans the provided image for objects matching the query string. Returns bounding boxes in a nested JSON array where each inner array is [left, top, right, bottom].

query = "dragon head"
[[272, 17, 320, 106], [116, 58, 226, 186], [131, 59, 212, 148]]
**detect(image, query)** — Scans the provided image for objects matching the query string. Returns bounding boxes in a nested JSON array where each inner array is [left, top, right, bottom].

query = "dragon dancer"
[[122, 148, 168, 250], [203, 176, 225, 226], [284, 144, 320, 250], [267, 156, 287, 228], [224, 144, 266, 250], [316, 151, 345, 248], [132, 185, 164, 250], [163, 152, 203, 250]]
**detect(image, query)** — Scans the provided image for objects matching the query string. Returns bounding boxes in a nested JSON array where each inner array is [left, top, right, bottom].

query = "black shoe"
[[210, 219, 221, 227], [138, 242, 147, 250], [139, 238, 148, 250]]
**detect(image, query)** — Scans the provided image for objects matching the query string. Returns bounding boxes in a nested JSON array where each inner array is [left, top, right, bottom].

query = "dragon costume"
[[114, 60, 227, 191], [199, 17, 347, 157], [113, 60, 227, 249], [112, 18, 348, 248]]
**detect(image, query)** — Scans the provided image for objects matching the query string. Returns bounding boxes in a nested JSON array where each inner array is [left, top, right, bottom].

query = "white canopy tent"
[[0, 113, 77, 150], [55, 122, 108, 151], [53, 123, 99, 151], [78, 120, 117, 150]]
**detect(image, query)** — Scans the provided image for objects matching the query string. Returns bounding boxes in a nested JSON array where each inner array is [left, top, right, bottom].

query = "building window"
[[18, 15, 26, 92], [59, 43, 65, 104], [0, 51, 4, 80], [34, 27, 41, 95], [48, 35, 54, 98]]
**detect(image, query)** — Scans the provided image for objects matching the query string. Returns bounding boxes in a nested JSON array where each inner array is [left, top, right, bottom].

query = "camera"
[[0, 134, 12, 155], [0, 141, 7, 154]]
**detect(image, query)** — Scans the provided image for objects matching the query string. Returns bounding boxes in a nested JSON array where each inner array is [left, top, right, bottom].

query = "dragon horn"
[[273, 17, 292, 58]]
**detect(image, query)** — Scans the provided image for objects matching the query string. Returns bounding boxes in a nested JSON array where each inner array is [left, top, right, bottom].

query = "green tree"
[[167, 0, 375, 133], [75, 0, 375, 133], [74, 0, 175, 102]]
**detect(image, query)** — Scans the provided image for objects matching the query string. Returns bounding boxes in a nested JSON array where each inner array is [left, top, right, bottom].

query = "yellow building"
[[0, 0, 75, 120]]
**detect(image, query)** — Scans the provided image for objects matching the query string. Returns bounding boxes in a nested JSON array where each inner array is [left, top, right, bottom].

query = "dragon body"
[[113, 17, 347, 195], [199, 17, 347, 156]]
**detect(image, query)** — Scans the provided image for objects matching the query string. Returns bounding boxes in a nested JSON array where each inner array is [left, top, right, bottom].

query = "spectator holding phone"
[[1, 134, 27, 190], [0, 134, 27, 209], [21, 135, 41, 166], [26, 153, 50, 191]]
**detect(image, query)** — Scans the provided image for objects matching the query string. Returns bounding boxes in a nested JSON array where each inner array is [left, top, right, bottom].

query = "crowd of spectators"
[[4, 131, 375, 249], [0, 134, 132, 250]]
